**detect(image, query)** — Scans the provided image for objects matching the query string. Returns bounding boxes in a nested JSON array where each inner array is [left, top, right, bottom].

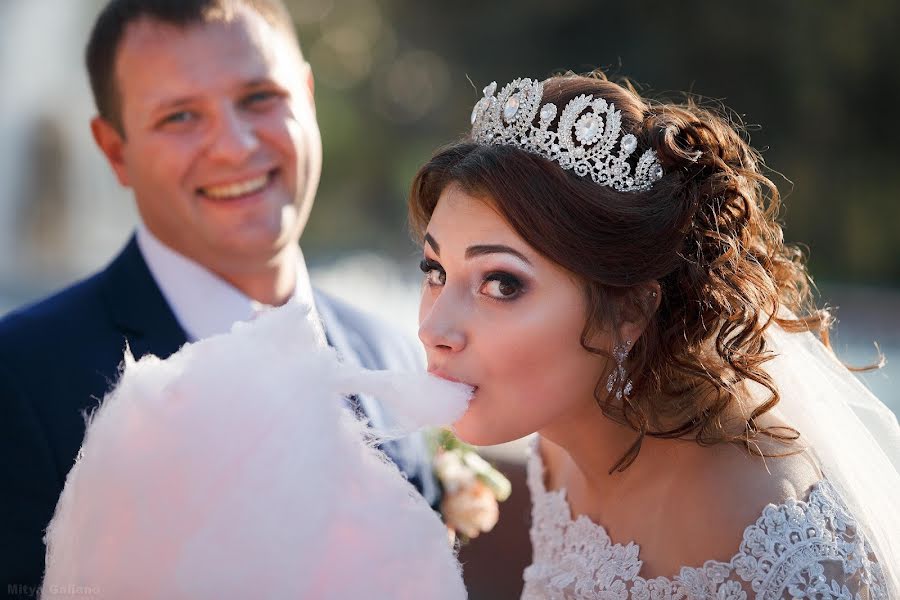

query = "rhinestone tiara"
[[469, 78, 664, 192]]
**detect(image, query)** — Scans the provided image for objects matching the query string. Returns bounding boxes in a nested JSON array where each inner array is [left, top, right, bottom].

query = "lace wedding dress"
[[521, 441, 889, 600], [520, 320, 900, 600]]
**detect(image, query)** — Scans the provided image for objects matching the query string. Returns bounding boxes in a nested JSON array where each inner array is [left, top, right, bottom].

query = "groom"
[[0, 0, 437, 595]]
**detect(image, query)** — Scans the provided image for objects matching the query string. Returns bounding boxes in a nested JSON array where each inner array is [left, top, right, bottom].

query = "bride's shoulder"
[[668, 441, 822, 565]]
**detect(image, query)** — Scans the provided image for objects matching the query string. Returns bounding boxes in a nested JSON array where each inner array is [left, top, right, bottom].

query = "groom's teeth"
[[202, 174, 269, 199]]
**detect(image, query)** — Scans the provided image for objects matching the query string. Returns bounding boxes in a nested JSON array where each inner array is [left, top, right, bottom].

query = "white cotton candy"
[[41, 302, 470, 600], [339, 370, 471, 433]]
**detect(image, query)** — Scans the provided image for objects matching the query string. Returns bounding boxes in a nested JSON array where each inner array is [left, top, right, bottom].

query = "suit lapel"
[[313, 290, 385, 430], [308, 292, 438, 506], [100, 235, 188, 361]]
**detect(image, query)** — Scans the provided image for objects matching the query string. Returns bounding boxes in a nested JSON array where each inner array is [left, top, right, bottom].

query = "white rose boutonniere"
[[431, 429, 511, 543]]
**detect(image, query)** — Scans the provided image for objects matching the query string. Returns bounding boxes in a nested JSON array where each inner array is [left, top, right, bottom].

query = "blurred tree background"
[[290, 0, 900, 286]]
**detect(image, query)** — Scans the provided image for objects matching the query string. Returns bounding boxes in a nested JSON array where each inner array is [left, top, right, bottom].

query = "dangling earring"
[[606, 340, 633, 400]]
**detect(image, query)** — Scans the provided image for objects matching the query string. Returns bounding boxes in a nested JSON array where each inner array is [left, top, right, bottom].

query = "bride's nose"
[[418, 295, 467, 353]]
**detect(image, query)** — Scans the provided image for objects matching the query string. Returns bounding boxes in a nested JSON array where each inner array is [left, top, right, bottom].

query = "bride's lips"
[[428, 369, 478, 392]]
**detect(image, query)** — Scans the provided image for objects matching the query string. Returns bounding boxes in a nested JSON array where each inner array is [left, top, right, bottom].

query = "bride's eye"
[[419, 258, 446, 287], [480, 273, 523, 300]]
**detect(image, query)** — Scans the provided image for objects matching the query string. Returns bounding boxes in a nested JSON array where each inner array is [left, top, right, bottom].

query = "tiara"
[[469, 78, 664, 192]]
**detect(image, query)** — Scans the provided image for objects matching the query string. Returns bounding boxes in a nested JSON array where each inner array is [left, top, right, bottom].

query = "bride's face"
[[418, 184, 609, 445]]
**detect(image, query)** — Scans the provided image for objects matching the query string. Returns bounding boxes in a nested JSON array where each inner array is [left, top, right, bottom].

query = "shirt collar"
[[135, 224, 316, 342]]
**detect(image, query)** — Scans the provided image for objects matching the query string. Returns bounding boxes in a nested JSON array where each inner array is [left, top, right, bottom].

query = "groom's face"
[[92, 7, 321, 271]]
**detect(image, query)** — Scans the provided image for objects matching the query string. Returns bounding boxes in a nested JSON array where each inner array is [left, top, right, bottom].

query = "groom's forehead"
[[117, 8, 300, 67], [95, 0, 300, 45], [115, 12, 301, 110]]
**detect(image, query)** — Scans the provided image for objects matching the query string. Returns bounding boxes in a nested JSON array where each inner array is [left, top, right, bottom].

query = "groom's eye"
[[241, 90, 281, 109], [159, 111, 196, 127], [419, 258, 446, 287]]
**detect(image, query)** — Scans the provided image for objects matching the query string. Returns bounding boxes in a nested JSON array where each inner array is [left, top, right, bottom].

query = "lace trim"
[[522, 439, 887, 600]]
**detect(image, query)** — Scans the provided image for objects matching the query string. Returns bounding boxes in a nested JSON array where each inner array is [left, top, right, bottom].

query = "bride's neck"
[[538, 382, 789, 499], [538, 399, 701, 497]]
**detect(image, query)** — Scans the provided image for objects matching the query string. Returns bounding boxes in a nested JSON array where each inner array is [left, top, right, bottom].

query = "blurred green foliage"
[[292, 0, 900, 286]]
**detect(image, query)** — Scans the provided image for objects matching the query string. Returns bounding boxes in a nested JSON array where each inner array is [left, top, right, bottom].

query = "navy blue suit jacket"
[[0, 236, 438, 597]]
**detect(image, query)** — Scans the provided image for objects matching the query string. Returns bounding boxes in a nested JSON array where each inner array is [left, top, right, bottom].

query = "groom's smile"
[[196, 168, 281, 206]]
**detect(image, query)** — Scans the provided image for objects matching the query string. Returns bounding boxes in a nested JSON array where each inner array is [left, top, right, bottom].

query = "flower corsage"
[[431, 429, 511, 542]]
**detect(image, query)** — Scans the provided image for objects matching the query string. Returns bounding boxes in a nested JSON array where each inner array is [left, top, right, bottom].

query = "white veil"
[[761, 321, 900, 596]]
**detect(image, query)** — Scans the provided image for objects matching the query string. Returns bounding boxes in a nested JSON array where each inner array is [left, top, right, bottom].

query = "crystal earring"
[[606, 340, 633, 400]]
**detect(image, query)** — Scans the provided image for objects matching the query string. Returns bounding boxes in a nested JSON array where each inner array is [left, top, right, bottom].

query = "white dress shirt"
[[136, 224, 317, 342]]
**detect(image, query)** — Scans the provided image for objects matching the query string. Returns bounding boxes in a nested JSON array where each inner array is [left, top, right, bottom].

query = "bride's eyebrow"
[[466, 245, 532, 266], [425, 233, 532, 266], [424, 233, 440, 255]]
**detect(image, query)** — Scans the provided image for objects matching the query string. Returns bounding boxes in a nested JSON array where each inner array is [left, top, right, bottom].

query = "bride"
[[410, 72, 900, 598]]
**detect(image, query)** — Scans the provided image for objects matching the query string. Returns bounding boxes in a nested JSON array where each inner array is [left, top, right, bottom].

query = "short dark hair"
[[85, 0, 298, 133]]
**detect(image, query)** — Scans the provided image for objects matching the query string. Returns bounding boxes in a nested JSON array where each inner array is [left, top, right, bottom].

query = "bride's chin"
[[452, 396, 518, 446], [451, 416, 483, 446], [452, 430, 490, 447], [452, 415, 511, 447]]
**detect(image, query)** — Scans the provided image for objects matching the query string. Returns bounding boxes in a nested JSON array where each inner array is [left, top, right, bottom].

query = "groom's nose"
[[207, 106, 259, 164]]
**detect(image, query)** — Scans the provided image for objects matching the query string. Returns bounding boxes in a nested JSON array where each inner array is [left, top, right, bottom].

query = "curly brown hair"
[[409, 72, 836, 472]]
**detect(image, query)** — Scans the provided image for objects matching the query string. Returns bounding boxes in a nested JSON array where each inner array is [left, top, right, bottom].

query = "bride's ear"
[[615, 281, 661, 347], [582, 281, 661, 352]]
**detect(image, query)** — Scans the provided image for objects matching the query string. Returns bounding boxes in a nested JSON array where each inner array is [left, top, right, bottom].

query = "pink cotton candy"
[[42, 302, 469, 600]]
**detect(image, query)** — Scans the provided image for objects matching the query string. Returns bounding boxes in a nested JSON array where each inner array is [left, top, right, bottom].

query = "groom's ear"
[[304, 64, 316, 111], [91, 116, 131, 187]]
